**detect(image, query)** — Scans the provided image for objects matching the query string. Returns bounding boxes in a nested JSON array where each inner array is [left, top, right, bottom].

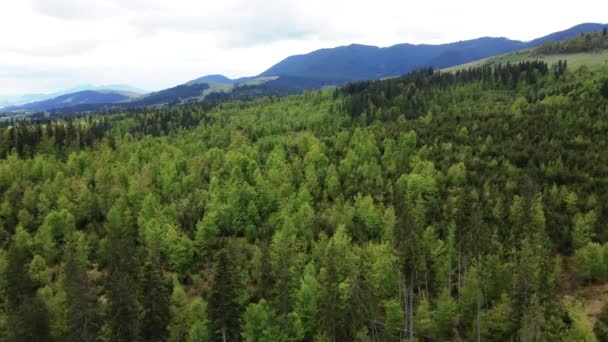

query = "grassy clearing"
[[444, 48, 608, 72]]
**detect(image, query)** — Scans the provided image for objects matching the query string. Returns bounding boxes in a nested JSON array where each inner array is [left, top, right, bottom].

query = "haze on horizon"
[[1, 0, 606, 95]]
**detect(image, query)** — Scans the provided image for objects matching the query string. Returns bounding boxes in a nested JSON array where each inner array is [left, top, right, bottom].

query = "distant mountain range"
[[0, 84, 147, 109], [259, 23, 607, 81], [2, 22, 606, 114], [2, 90, 142, 113]]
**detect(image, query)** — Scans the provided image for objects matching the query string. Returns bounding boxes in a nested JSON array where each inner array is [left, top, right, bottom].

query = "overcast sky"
[[0, 0, 606, 95]]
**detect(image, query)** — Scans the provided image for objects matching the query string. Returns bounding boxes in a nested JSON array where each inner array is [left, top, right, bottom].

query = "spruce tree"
[[63, 231, 99, 342], [105, 199, 139, 342], [138, 259, 171, 342], [209, 247, 242, 342], [6, 242, 52, 342]]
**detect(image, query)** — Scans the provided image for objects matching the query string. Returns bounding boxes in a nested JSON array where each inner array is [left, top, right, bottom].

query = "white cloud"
[[31, 0, 120, 20], [0, 0, 606, 95]]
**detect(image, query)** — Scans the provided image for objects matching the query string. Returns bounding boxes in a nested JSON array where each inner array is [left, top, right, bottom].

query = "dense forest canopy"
[[535, 30, 608, 55], [1, 60, 608, 341]]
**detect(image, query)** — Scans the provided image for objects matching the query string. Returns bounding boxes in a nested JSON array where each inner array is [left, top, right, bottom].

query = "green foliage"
[[209, 247, 242, 341], [294, 263, 320, 339], [382, 298, 403, 341], [572, 210, 598, 249], [63, 231, 99, 342], [187, 298, 209, 342], [242, 299, 282, 342], [414, 295, 433, 338], [0, 60, 607, 341], [34, 209, 76, 262], [536, 31, 608, 54], [563, 298, 597, 342], [169, 280, 191, 342], [574, 242, 608, 282], [139, 260, 171, 342], [434, 288, 457, 338], [105, 199, 140, 341], [38, 284, 68, 340], [6, 243, 52, 341], [594, 303, 608, 342]]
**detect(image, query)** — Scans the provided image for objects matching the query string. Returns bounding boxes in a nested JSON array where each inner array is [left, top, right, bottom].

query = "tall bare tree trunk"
[[409, 269, 414, 342], [477, 271, 481, 342]]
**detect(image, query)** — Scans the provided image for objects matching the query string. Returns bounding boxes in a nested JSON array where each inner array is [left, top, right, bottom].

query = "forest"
[[535, 30, 608, 55], [1, 59, 608, 341]]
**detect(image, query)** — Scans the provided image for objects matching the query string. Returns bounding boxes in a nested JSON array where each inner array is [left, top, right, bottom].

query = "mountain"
[[188, 75, 237, 85], [4, 22, 606, 114], [260, 23, 607, 83], [260, 38, 527, 82], [445, 30, 608, 73], [127, 77, 280, 107], [160, 23, 606, 106], [187, 75, 258, 85], [527, 23, 607, 46], [0, 84, 148, 109], [3, 90, 141, 113]]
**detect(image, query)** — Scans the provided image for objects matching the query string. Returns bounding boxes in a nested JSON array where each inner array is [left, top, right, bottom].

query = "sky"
[[0, 0, 606, 95]]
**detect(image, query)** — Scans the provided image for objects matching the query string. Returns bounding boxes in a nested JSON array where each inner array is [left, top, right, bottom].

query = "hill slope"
[[444, 30, 608, 72], [3, 90, 141, 113], [0, 84, 147, 109]]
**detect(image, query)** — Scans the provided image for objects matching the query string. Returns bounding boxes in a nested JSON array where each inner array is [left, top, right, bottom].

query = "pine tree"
[[209, 247, 242, 342], [6, 242, 52, 342], [105, 199, 140, 342], [139, 259, 171, 342], [63, 231, 99, 342], [242, 299, 282, 342], [294, 263, 320, 339], [319, 241, 339, 341], [187, 298, 209, 342], [168, 280, 191, 342]]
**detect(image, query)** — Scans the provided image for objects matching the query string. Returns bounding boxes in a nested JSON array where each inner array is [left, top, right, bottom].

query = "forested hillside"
[[1, 60, 608, 341]]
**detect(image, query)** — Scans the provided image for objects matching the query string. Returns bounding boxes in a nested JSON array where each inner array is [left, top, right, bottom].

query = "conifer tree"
[[6, 242, 52, 342], [63, 231, 99, 342], [105, 199, 139, 342], [139, 259, 171, 342], [209, 247, 242, 342]]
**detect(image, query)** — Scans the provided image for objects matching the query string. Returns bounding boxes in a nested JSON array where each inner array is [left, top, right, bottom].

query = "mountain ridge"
[[3, 22, 606, 114], [3, 90, 142, 113], [0, 84, 148, 109]]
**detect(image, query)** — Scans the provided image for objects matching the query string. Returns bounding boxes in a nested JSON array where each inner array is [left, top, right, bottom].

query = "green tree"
[[414, 295, 433, 338], [209, 247, 242, 342], [574, 242, 606, 282], [294, 263, 320, 339], [63, 231, 99, 342], [572, 210, 597, 249], [518, 295, 546, 342], [187, 298, 209, 342], [242, 299, 282, 342], [169, 280, 191, 342], [382, 298, 403, 341], [6, 242, 52, 342], [434, 288, 457, 338], [105, 199, 139, 341], [139, 260, 171, 342], [34, 209, 76, 262]]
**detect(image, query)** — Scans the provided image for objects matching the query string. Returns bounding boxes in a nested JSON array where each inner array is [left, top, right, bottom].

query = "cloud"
[[30, 0, 119, 20], [0, 0, 606, 95], [125, 0, 324, 47], [6, 40, 101, 57]]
